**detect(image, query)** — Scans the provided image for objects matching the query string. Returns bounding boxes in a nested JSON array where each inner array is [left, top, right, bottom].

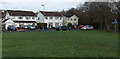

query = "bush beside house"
[[37, 23, 47, 29]]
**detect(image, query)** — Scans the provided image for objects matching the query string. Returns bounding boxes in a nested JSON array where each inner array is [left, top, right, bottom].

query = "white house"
[[63, 15, 79, 26], [37, 11, 63, 28], [3, 10, 37, 30], [0, 10, 2, 30]]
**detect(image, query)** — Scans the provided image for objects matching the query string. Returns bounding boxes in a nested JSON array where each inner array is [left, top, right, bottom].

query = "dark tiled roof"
[[40, 11, 62, 16], [63, 15, 73, 17], [13, 21, 36, 23], [2, 19, 9, 23], [2, 19, 36, 23], [64, 14, 79, 18], [7, 10, 36, 16]]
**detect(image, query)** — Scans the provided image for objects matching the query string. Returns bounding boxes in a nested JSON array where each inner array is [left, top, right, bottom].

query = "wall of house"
[[4, 11, 79, 30], [37, 12, 44, 23], [37, 12, 63, 28], [0, 13, 2, 30], [5, 19, 15, 30], [5, 12, 37, 21], [4, 12, 37, 30], [0, 18, 1, 26], [10, 16, 37, 21], [44, 16, 63, 28], [63, 16, 69, 26], [63, 15, 79, 26], [5, 12, 10, 19]]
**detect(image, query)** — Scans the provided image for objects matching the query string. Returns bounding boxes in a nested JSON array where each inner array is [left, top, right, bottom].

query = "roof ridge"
[[40, 11, 59, 12], [39, 11, 62, 16], [7, 10, 36, 16], [7, 10, 33, 12]]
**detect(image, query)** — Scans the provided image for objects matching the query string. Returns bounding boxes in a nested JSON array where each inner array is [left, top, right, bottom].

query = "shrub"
[[37, 23, 47, 29]]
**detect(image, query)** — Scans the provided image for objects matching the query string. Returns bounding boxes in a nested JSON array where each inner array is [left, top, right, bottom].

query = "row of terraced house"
[[1, 10, 79, 30]]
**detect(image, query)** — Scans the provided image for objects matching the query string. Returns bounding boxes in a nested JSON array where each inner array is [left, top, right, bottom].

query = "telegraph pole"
[[42, 4, 45, 30]]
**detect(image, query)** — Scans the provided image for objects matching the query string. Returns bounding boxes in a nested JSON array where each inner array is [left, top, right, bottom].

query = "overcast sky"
[[0, 0, 119, 12], [0, 0, 85, 12]]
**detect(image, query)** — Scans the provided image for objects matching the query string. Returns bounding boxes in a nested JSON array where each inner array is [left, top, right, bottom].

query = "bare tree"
[[78, 2, 116, 31]]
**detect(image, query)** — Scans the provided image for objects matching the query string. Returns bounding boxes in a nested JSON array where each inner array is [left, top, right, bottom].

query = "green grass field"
[[0, 33, 2, 58], [2, 30, 118, 57]]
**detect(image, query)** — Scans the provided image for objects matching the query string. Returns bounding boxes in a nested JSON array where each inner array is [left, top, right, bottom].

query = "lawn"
[[0, 33, 2, 58], [2, 30, 118, 57]]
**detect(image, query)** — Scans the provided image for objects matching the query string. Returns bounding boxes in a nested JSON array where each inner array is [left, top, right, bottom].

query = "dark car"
[[56, 26, 70, 31], [8, 25, 17, 31]]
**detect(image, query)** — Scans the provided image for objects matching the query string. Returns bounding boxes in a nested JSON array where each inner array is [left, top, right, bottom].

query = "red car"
[[77, 25, 85, 28]]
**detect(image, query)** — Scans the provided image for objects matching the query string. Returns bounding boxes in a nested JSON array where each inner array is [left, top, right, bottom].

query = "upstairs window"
[[74, 19, 77, 21], [55, 17, 58, 19], [26, 17, 31, 20], [18, 17, 23, 19], [32, 17, 35, 20], [45, 17, 48, 19], [60, 17, 62, 20], [50, 17, 53, 19], [38, 17, 40, 20]]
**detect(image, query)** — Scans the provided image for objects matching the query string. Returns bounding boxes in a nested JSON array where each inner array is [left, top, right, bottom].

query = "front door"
[[48, 22, 53, 28]]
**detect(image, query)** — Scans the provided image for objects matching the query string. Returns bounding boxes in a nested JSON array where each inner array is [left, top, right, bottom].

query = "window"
[[32, 17, 35, 20], [26, 17, 31, 20], [48, 22, 53, 28], [45, 17, 48, 19], [55, 23, 59, 27], [38, 17, 40, 20], [19, 23, 24, 27], [71, 19, 72, 21], [60, 17, 62, 20], [50, 17, 53, 19], [74, 19, 77, 21], [55, 17, 58, 19], [26, 17, 29, 20], [18, 17, 23, 19]]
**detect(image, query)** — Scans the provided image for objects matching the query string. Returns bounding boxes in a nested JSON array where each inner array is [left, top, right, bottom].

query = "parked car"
[[8, 25, 17, 31], [24, 25, 36, 30], [56, 26, 70, 31], [81, 25, 94, 30], [23, 25, 29, 29], [17, 27, 24, 30], [77, 25, 85, 29]]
